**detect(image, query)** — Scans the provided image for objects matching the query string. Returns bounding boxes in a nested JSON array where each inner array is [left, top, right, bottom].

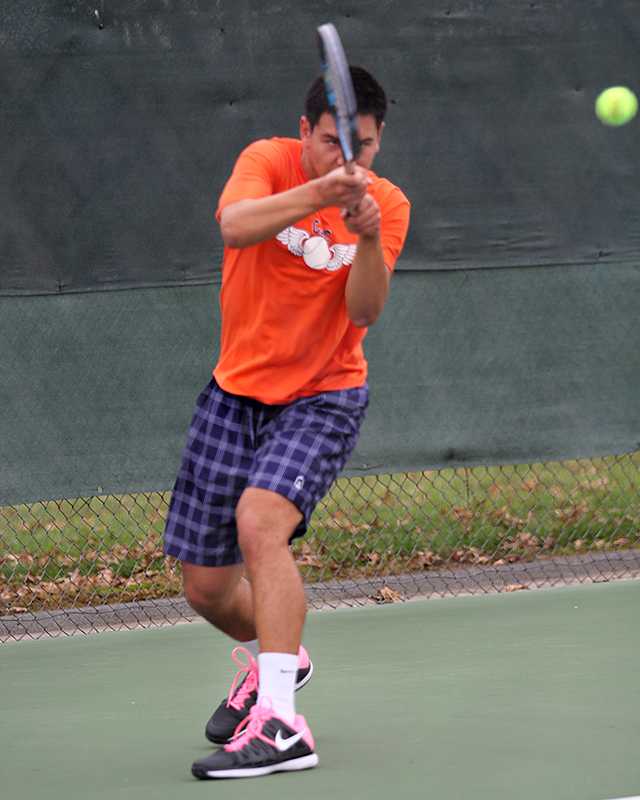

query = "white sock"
[[240, 638, 260, 658], [257, 652, 298, 725]]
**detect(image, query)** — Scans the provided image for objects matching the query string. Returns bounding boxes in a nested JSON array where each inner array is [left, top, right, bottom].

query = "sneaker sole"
[[205, 660, 314, 746], [193, 753, 319, 779], [295, 660, 314, 691]]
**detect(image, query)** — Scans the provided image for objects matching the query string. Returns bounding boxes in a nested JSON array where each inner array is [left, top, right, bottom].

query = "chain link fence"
[[2, 452, 639, 641]]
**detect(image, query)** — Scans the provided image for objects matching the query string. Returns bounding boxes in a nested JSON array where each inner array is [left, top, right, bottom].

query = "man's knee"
[[182, 563, 242, 617], [236, 488, 302, 563]]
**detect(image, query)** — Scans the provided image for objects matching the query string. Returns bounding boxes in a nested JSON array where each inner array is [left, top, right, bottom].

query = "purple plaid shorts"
[[163, 378, 369, 566]]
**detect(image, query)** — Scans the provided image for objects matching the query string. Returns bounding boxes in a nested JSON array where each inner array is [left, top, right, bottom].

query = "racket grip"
[[344, 160, 358, 215]]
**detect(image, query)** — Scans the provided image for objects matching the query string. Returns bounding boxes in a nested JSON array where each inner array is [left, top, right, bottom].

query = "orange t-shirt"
[[213, 137, 410, 404]]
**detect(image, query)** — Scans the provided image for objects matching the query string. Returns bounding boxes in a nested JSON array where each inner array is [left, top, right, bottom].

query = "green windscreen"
[[1, 1, 639, 506], [2, 1, 639, 295], [2, 262, 638, 506]]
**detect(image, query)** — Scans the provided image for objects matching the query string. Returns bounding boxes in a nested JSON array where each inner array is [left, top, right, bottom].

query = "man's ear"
[[299, 115, 312, 139]]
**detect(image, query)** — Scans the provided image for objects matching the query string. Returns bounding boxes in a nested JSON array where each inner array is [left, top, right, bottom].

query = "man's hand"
[[343, 193, 381, 239], [313, 165, 370, 210]]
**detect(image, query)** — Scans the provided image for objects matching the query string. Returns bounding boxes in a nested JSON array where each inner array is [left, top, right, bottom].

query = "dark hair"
[[304, 66, 387, 129]]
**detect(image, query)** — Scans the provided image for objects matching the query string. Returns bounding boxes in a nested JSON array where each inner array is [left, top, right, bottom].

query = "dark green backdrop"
[[1, 1, 639, 505]]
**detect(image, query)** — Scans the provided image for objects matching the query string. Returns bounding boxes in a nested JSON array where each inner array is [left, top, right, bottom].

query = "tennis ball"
[[595, 86, 638, 127]]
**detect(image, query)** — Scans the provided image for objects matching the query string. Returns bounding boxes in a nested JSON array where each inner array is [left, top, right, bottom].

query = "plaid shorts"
[[163, 378, 369, 566]]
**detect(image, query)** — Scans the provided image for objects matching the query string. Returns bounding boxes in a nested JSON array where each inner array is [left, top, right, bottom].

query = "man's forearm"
[[344, 233, 390, 328], [220, 165, 372, 249], [220, 184, 322, 249]]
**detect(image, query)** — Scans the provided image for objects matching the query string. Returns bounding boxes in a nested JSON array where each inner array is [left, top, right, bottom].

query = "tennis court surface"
[[2, 580, 638, 800]]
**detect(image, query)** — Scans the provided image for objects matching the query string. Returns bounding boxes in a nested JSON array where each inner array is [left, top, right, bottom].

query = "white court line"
[[604, 796, 640, 799]]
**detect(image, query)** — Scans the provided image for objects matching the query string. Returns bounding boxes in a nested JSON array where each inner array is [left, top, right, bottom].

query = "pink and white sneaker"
[[205, 645, 313, 744], [194, 700, 318, 779]]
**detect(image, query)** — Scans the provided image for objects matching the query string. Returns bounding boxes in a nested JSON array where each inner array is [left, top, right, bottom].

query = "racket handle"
[[344, 160, 358, 215]]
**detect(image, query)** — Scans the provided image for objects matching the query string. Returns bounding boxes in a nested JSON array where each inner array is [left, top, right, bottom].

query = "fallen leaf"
[[295, 542, 323, 568], [492, 506, 527, 529], [582, 478, 609, 491], [452, 507, 474, 527], [372, 586, 403, 604], [554, 503, 589, 524], [511, 532, 540, 550], [415, 550, 443, 568]]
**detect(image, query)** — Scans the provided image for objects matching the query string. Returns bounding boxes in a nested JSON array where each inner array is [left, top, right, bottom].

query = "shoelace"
[[225, 700, 277, 752], [226, 646, 259, 711]]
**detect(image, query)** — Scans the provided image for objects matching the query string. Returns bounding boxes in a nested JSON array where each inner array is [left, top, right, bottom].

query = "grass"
[[302, 455, 640, 580], [1, 454, 639, 614]]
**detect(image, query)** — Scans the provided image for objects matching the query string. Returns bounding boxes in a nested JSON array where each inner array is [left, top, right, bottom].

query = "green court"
[[2, 580, 638, 800]]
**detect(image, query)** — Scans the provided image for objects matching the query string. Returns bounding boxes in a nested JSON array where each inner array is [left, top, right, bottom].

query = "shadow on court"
[[2, 580, 638, 800]]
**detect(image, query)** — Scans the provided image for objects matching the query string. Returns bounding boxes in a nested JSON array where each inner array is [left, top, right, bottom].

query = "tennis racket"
[[317, 22, 360, 175]]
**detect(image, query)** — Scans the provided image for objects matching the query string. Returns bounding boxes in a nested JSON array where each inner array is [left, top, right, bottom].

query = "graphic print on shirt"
[[276, 224, 357, 272], [312, 219, 333, 240]]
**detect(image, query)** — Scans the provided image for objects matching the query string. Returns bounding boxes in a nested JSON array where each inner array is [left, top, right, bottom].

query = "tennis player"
[[164, 66, 410, 779]]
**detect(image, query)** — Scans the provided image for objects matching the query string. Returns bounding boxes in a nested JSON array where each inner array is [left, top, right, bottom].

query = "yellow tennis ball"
[[595, 86, 638, 127]]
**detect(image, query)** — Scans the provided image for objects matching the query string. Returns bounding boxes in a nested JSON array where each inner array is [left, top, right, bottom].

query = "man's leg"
[[190, 385, 368, 778], [182, 562, 255, 642], [181, 489, 305, 653], [182, 535, 313, 747], [235, 487, 305, 655], [191, 485, 318, 780]]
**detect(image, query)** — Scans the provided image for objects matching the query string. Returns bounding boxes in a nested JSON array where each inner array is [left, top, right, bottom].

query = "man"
[[164, 66, 410, 779]]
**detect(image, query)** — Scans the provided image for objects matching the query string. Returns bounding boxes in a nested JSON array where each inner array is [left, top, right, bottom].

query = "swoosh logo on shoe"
[[274, 729, 305, 752]]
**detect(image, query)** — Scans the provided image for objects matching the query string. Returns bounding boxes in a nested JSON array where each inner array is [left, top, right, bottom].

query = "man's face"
[[300, 112, 384, 178]]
